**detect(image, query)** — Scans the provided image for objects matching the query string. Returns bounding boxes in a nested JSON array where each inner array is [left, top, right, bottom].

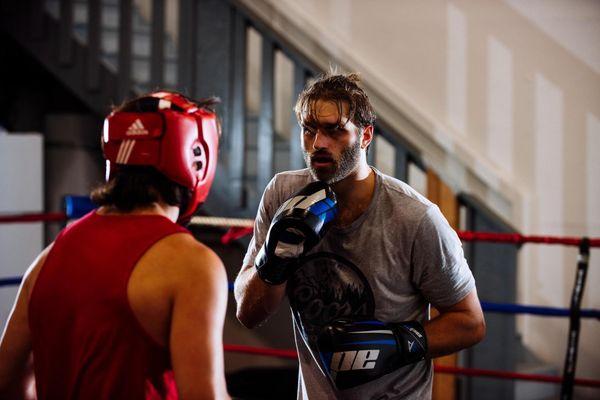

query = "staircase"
[[0, 0, 423, 220], [44, 0, 179, 92]]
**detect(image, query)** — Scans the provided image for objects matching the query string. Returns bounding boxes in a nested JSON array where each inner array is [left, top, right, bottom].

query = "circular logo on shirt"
[[287, 252, 375, 347]]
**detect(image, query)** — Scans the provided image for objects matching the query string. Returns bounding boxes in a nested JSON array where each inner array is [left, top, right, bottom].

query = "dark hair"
[[112, 91, 220, 114], [91, 165, 189, 212], [294, 72, 376, 129]]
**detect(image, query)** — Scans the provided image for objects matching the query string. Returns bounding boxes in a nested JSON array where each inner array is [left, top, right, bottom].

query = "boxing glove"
[[316, 318, 428, 390], [255, 181, 337, 285]]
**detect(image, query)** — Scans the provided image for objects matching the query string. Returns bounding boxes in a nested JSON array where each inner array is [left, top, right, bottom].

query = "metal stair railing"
[[2, 0, 425, 218], [220, 0, 426, 216], [44, 0, 178, 93]]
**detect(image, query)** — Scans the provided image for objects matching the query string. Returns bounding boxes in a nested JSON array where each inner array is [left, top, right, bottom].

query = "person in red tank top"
[[0, 92, 231, 399]]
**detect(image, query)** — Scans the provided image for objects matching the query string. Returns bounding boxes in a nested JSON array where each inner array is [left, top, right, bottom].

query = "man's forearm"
[[423, 309, 485, 358], [234, 266, 287, 329]]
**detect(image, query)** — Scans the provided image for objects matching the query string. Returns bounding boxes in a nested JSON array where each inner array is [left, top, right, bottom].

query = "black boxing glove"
[[316, 318, 428, 390], [255, 181, 337, 285]]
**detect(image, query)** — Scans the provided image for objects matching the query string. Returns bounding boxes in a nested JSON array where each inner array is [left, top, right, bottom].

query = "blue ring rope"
[[480, 301, 600, 319], [0, 277, 23, 287], [2, 276, 598, 320]]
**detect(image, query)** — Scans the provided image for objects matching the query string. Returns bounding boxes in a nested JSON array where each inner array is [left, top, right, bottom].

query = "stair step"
[[101, 54, 177, 85], [46, 0, 177, 54], [45, 0, 179, 87], [46, 0, 120, 30], [92, 30, 177, 58]]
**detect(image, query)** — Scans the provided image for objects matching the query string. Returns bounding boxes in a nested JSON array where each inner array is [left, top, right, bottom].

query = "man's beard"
[[303, 139, 362, 184]]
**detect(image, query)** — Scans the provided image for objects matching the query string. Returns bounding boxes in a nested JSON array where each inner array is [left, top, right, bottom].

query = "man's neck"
[[332, 163, 375, 226], [98, 202, 180, 222]]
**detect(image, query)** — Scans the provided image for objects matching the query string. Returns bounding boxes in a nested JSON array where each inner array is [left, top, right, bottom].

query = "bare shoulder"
[[22, 244, 54, 299], [160, 233, 223, 266], [152, 233, 227, 284]]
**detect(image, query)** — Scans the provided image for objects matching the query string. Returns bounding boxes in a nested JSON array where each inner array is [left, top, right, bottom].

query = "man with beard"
[[234, 73, 485, 399]]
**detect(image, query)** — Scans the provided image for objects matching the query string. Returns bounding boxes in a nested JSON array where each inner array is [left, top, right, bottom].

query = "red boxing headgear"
[[102, 91, 220, 218]]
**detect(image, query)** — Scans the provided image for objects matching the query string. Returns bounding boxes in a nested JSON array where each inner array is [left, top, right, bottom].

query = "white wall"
[[0, 133, 44, 331], [241, 0, 600, 397]]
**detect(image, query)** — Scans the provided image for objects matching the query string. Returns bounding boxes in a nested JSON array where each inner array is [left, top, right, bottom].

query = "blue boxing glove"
[[316, 318, 428, 390], [255, 181, 337, 285]]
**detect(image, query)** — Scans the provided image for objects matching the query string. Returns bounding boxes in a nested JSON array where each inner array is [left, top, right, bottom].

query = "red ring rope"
[[223, 344, 600, 388], [434, 365, 600, 388], [0, 212, 67, 223], [224, 344, 298, 359], [457, 231, 600, 247], [221, 227, 600, 248], [2, 211, 600, 248]]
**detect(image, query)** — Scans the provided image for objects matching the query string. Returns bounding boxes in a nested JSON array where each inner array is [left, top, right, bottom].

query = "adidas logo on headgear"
[[126, 119, 149, 136]]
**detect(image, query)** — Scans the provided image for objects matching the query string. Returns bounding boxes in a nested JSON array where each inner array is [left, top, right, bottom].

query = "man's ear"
[[361, 125, 374, 149]]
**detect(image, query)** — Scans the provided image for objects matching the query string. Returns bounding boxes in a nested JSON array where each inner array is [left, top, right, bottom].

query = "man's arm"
[[169, 240, 230, 400], [424, 288, 485, 358], [313, 288, 484, 390], [234, 175, 284, 329], [234, 264, 287, 329], [314, 291, 484, 391], [235, 181, 337, 329], [411, 206, 485, 356], [0, 245, 52, 399]]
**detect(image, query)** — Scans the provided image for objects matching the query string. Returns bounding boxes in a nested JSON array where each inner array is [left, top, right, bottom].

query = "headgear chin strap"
[[102, 91, 220, 219]]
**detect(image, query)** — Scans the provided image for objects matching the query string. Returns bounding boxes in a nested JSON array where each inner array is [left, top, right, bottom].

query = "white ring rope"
[[189, 216, 254, 228]]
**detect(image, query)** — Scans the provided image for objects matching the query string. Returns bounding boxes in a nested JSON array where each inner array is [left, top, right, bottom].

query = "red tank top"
[[29, 211, 189, 400]]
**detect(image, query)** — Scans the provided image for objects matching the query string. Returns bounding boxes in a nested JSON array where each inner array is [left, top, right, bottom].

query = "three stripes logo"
[[126, 119, 149, 136], [116, 140, 136, 164], [116, 119, 148, 164]]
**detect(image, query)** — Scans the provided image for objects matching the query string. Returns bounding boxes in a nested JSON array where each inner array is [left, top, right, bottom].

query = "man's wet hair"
[[294, 72, 376, 129]]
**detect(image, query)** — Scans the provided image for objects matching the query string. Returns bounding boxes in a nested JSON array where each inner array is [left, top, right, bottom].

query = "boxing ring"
[[1, 197, 599, 399]]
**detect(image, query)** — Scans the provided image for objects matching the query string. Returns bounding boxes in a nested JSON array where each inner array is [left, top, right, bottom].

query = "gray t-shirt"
[[243, 168, 475, 400]]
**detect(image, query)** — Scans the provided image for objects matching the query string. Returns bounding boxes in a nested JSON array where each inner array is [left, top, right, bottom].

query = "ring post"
[[560, 237, 590, 400]]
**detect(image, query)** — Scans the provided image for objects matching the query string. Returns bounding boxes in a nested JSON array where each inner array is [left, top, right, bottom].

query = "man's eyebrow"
[[300, 119, 347, 130], [301, 117, 320, 126]]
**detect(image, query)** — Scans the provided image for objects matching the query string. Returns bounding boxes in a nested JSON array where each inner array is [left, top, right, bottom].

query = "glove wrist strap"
[[255, 250, 297, 285], [392, 321, 428, 364]]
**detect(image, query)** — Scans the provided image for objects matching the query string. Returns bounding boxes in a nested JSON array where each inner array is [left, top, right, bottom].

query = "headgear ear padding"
[[102, 92, 220, 218], [194, 110, 219, 206]]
